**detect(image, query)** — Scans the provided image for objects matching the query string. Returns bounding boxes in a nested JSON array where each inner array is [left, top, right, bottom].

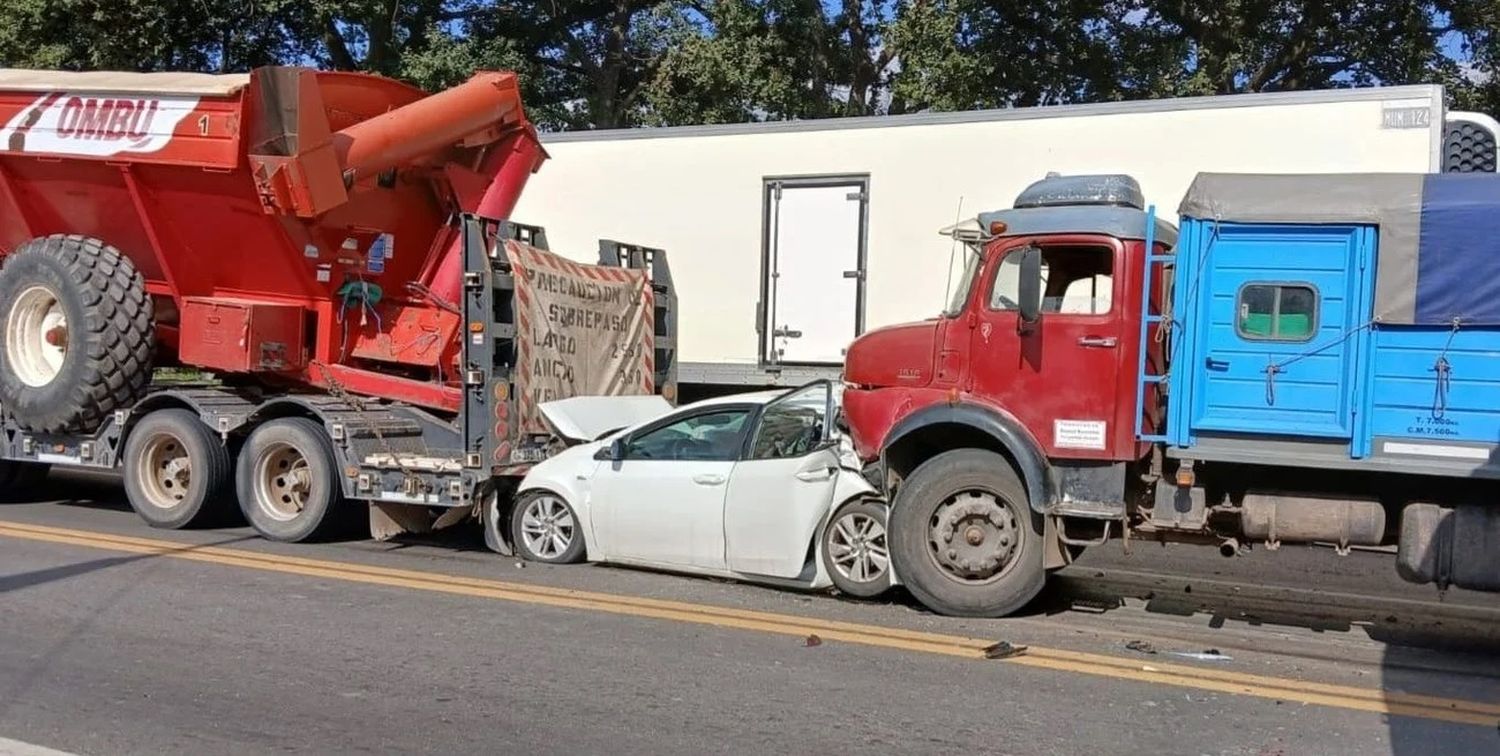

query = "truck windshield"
[[945, 247, 983, 316]]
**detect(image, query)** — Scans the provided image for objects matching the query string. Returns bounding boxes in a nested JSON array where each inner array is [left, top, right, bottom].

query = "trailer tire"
[[236, 418, 346, 543], [0, 461, 50, 501], [890, 449, 1045, 618], [0, 235, 153, 433], [123, 409, 234, 529]]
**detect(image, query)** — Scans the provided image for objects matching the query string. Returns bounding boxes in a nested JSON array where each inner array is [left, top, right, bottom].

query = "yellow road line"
[[2, 520, 1496, 727]]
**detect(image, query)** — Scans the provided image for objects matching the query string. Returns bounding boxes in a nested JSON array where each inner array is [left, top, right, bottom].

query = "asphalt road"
[[2, 473, 1498, 755]]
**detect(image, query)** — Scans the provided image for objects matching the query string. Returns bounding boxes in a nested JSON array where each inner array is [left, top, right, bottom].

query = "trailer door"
[[761, 176, 868, 365]]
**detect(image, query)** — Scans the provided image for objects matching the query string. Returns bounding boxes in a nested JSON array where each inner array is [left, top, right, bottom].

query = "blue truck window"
[[1237, 283, 1317, 341]]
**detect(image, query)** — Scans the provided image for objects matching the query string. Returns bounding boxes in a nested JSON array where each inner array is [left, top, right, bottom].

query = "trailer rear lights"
[[493, 382, 509, 401], [469, 321, 485, 333], [661, 384, 677, 402]]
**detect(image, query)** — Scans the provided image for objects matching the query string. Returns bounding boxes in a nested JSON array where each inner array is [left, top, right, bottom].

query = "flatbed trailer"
[[0, 215, 676, 542]]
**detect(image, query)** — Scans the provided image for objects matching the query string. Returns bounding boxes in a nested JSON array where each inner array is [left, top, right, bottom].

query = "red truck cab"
[[842, 174, 1174, 617]]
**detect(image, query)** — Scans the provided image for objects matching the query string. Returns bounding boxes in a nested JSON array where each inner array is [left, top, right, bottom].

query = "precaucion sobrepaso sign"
[[507, 240, 654, 433]]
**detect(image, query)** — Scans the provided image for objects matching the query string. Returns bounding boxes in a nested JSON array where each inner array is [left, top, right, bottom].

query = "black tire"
[[821, 498, 892, 599], [510, 490, 585, 564], [0, 235, 153, 433], [0, 461, 49, 501], [889, 449, 1045, 618], [123, 408, 234, 529], [236, 418, 346, 543]]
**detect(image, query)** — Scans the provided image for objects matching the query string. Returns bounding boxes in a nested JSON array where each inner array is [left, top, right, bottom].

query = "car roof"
[[680, 390, 788, 409]]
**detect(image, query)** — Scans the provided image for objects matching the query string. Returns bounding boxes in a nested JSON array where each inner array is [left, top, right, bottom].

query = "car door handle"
[[692, 474, 726, 486], [795, 467, 834, 482], [1077, 336, 1117, 348]]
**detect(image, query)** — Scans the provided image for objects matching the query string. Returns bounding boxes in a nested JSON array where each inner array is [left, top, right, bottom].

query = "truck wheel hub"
[[929, 490, 1019, 580]]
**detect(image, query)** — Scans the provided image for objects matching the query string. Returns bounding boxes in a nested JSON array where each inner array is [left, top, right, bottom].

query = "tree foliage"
[[0, 1, 1495, 129]]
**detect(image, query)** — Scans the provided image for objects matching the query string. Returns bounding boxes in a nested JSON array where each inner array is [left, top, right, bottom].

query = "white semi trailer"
[[512, 84, 1499, 396]]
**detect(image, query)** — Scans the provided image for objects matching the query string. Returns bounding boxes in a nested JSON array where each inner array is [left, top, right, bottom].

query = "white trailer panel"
[[513, 85, 1490, 387]]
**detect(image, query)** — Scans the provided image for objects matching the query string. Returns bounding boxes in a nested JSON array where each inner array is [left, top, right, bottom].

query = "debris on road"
[[1125, 640, 1158, 655], [982, 641, 1028, 659], [804, 634, 822, 647]]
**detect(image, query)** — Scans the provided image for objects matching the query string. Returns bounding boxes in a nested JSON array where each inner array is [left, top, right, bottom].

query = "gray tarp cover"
[[1177, 173, 1425, 323]]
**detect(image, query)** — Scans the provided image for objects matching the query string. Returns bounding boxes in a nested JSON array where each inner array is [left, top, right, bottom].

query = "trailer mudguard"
[[882, 401, 1054, 515]]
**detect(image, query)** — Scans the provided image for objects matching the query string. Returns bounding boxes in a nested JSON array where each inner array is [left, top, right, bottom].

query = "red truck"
[[842, 172, 1500, 617], [0, 67, 675, 543]]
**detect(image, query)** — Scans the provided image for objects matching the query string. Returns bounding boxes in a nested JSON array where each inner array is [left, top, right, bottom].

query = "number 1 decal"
[[197, 114, 209, 136]]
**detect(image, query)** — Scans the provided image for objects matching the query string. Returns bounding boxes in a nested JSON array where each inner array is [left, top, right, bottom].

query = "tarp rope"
[[1431, 318, 1461, 419], [1262, 319, 1379, 406]]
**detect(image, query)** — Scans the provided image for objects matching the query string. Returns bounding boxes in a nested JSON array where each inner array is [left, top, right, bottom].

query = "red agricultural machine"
[[0, 67, 675, 543]]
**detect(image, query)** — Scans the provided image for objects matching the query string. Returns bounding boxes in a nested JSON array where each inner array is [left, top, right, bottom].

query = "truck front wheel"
[[890, 449, 1045, 617], [236, 418, 346, 542]]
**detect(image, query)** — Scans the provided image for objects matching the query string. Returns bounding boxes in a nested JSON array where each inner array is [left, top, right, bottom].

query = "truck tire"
[[889, 449, 1045, 617], [821, 498, 892, 598], [123, 409, 234, 529], [0, 235, 153, 433], [236, 417, 346, 543]]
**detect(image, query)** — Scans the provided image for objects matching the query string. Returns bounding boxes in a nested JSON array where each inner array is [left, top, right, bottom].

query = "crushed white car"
[[491, 381, 893, 598]]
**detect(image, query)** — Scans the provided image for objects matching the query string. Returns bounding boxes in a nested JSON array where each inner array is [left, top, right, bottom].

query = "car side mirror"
[[1017, 246, 1043, 328], [594, 438, 626, 461]]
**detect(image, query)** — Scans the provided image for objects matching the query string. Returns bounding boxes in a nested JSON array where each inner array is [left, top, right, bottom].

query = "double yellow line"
[[2, 519, 1497, 727]]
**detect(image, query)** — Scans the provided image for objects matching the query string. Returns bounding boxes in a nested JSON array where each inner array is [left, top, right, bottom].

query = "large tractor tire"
[[0, 235, 154, 433], [889, 449, 1046, 618]]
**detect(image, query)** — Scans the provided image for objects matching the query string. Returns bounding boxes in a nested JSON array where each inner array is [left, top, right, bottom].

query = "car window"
[[749, 385, 829, 460], [990, 245, 1113, 315], [623, 409, 750, 461]]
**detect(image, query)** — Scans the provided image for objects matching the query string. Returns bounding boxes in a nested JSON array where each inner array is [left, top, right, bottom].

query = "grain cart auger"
[[0, 67, 677, 542]]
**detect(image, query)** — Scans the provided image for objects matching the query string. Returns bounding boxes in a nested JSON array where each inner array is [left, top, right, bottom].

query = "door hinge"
[[843, 269, 865, 280], [772, 182, 783, 200], [846, 191, 867, 202]]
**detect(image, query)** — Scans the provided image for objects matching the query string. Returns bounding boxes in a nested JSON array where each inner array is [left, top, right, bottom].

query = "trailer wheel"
[[821, 499, 892, 598], [889, 449, 1045, 618], [236, 418, 345, 543], [0, 235, 153, 433], [0, 461, 50, 501], [123, 409, 234, 529]]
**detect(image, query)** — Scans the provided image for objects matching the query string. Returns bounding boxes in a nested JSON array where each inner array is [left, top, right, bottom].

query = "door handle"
[[1205, 357, 1230, 370], [1077, 336, 1117, 348], [692, 474, 726, 486], [774, 327, 803, 339], [795, 467, 834, 482]]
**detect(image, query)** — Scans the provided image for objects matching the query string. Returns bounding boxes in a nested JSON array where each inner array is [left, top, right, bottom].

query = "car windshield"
[[944, 246, 983, 316]]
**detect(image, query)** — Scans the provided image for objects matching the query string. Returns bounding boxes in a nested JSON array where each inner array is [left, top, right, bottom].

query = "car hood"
[[538, 395, 675, 443]]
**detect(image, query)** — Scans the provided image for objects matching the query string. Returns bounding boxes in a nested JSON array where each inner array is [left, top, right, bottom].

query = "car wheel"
[[821, 499, 892, 598], [510, 491, 585, 564], [889, 449, 1045, 618]]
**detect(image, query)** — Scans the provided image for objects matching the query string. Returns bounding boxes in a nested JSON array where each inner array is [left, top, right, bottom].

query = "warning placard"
[[507, 240, 654, 433]]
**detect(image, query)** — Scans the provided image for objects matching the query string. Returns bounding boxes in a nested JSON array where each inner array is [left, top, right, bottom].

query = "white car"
[[494, 382, 893, 598]]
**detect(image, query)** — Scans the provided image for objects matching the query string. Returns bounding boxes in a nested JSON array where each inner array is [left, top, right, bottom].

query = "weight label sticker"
[[1055, 419, 1107, 450]]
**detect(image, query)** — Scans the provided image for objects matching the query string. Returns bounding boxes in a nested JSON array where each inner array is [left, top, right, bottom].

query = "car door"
[[723, 382, 841, 578], [589, 405, 753, 570]]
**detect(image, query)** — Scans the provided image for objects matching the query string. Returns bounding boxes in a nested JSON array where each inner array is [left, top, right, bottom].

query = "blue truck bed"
[[1156, 173, 1500, 477]]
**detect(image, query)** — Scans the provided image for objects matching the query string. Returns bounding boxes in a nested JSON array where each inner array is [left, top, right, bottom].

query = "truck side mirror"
[[1017, 246, 1043, 327]]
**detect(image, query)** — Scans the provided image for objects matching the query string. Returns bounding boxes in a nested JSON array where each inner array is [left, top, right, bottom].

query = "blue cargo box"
[[1161, 172, 1500, 477]]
